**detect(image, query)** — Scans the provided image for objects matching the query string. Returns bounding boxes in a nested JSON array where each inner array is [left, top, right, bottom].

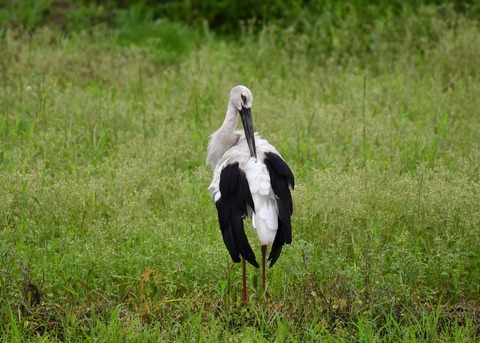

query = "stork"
[[206, 85, 294, 303]]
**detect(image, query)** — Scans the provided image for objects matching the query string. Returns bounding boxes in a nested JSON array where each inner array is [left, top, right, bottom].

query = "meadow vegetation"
[[1, 1, 479, 341]]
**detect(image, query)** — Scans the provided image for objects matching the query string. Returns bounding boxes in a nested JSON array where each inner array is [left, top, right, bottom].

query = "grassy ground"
[[1, 3, 480, 341]]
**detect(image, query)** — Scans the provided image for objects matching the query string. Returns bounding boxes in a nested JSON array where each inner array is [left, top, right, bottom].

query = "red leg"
[[261, 245, 267, 291], [242, 257, 247, 304]]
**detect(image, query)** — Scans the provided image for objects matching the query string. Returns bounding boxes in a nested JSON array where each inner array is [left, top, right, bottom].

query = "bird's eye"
[[241, 94, 247, 104]]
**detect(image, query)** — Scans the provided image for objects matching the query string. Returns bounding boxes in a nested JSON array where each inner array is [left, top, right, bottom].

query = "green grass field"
[[1, 2, 480, 341]]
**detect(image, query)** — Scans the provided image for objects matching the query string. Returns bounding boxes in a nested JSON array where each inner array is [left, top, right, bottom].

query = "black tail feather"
[[216, 162, 259, 268], [268, 220, 284, 267], [264, 152, 295, 267], [216, 201, 240, 263]]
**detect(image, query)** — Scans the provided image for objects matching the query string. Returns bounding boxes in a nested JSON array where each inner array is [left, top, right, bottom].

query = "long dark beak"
[[239, 106, 257, 160]]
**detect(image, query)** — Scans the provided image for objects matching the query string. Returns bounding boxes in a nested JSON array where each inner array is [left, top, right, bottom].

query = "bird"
[[206, 85, 294, 303]]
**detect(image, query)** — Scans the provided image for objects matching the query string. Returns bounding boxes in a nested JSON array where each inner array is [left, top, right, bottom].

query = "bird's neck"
[[216, 104, 240, 151], [222, 104, 239, 134], [206, 105, 240, 168]]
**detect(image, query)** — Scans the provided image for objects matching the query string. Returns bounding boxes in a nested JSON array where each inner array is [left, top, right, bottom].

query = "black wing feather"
[[264, 152, 295, 267], [216, 163, 259, 268]]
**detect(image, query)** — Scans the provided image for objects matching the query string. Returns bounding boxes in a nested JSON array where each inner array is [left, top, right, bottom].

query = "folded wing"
[[215, 162, 259, 268], [264, 152, 295, 267]]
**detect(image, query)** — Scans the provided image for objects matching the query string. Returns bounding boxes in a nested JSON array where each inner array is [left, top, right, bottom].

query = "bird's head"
[[229, 85, 253, 111], [229, 85, 256, 160]]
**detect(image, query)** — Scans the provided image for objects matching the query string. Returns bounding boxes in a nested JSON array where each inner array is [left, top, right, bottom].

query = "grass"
[[1, 3, 480, 341]]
